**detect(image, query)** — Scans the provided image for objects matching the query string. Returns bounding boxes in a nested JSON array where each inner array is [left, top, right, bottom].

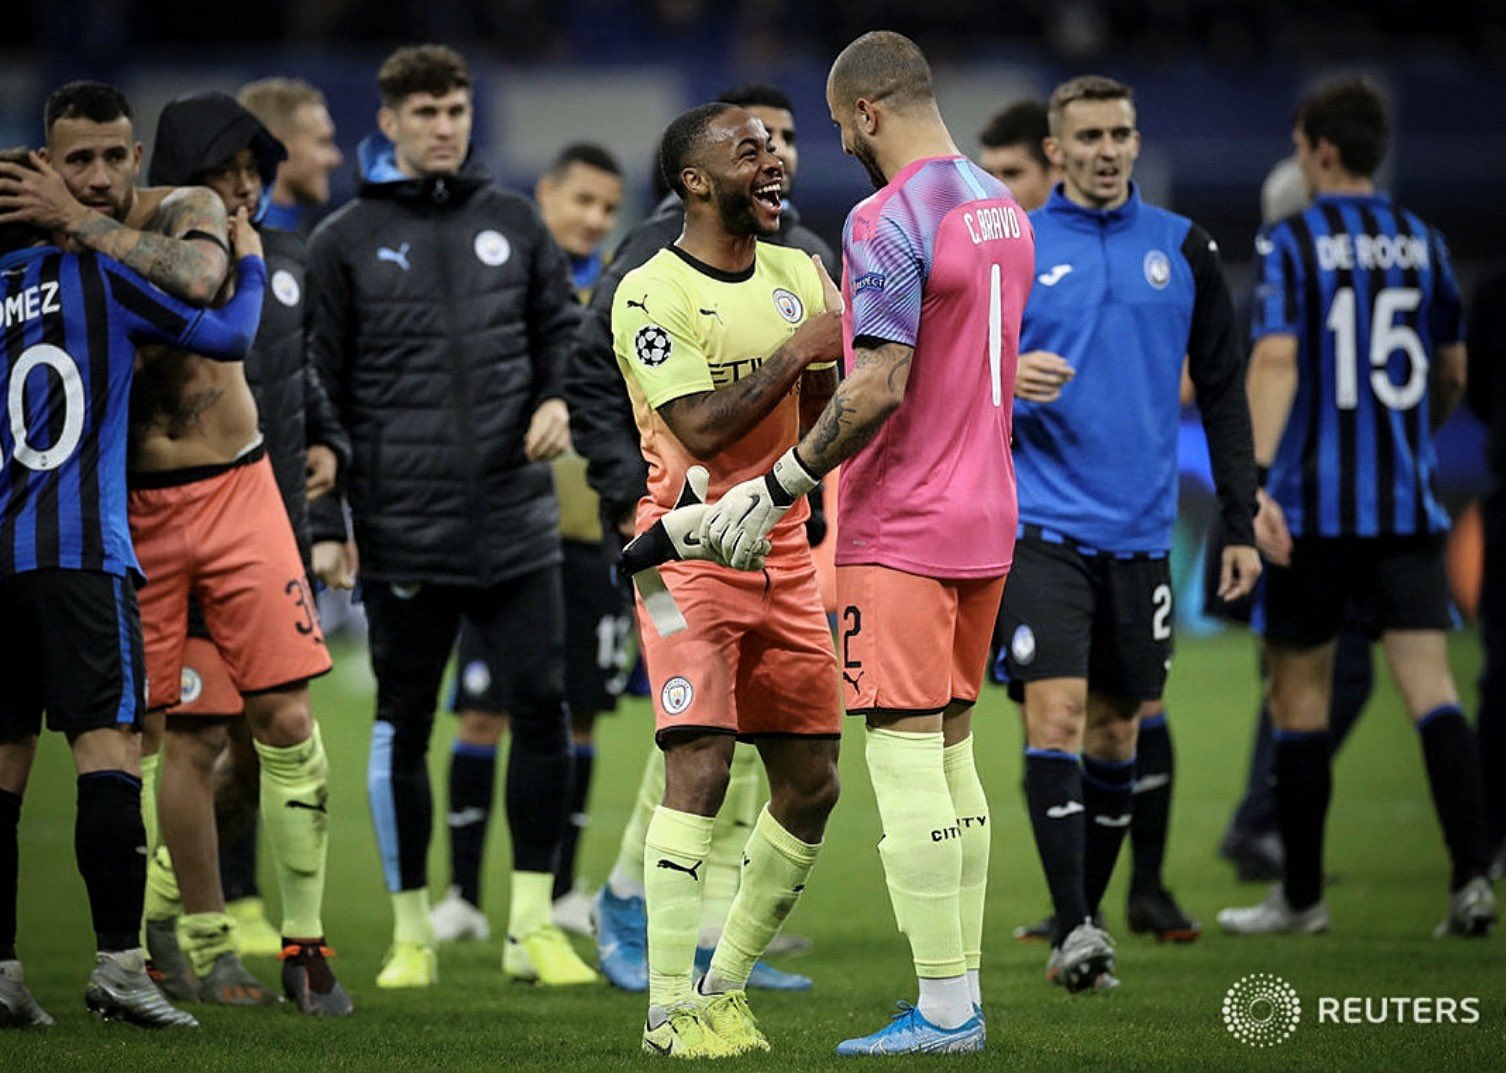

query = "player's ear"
[[132, 142, 144, 172], [856, 99, 877, 135], [377, 106, 398, 144], [1043, 136, 1064, 168], [681, 165, 709, 200]]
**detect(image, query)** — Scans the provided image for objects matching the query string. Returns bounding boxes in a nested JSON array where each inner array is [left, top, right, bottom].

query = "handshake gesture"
[[620, 447, 821, 579]]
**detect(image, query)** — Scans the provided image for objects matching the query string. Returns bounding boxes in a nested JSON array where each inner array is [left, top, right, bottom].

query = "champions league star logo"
[[1143, 249, 1171, 290], [635, 324, 673, 367], [772, 288, 804, 323], [1222, 973, 1301, 1048]]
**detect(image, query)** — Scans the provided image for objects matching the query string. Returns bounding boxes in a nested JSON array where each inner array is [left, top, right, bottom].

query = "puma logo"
[[377, 242, 411, 271], [285, 798, 327, 814], [842, 669, 864, 691], [655, 858, 702, 881], [626, 293, 650, 315], [699, 307, 723, 324]]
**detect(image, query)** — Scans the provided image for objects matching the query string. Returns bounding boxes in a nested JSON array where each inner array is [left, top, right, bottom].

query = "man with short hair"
[[431, 140, 625, 944], [704, 31, 1034, 1054], [1220, 76, 1497, 938], [995, 74, 1260, 992], [577, 81, 828, 996], [306, 43, 593, 989], [978, 99, 1057, 213], [612, 99, 843, 1058], [237, 78, 343, 233], [0, 144, 268, 1030]]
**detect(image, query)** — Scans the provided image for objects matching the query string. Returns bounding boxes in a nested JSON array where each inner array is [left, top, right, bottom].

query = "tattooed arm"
[[656, 310, 842, 460], [796, 340, 912, 476], [74, 187, 230, 304], [797, 364, 839, 438]]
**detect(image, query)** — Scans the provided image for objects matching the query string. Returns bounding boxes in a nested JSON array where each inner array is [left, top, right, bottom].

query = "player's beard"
[[850, 132, 887, 191], [712, 177, 774, 239]]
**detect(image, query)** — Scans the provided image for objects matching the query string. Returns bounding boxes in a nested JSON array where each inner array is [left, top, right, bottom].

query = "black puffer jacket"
[[252, 227, 349, 564], [306, 136, 577, 585], [567, 194, 833, 525]]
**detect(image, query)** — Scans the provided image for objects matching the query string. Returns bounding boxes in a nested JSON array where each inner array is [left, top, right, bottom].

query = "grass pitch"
[[1, 629, 1502, 1071]]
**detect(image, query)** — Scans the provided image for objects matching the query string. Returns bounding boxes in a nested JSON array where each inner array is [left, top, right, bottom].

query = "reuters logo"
[[1223, 973, 1301, 1048]]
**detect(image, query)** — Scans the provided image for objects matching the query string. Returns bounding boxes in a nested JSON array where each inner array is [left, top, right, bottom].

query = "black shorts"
[[1256, 533, 1453, 647], [0, 569, 145, 739], [996, 533, 1173, 702], [448, 543, 628, 716]]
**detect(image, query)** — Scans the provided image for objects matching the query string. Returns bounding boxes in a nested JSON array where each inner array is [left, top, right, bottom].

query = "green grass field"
[[1, 629, 1502, 1072]]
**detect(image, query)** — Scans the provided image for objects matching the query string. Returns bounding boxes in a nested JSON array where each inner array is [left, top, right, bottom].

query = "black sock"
[[1327, 631, 1374, 751], [219, 820, 259, 903], [507, 699, 571, 875], [75, 772, 145, 953], [1417, 706, 1493, 889], [1082, 754, 1135, 914], [1131, 712, 1172, 893], [1025, 750, 1090, 944], [553, 742, 594, 901], [447, 742, 497, 907], [0, 789, 19, 961], [1231, 701, 1279, 836], [1275, 731, 1330, 911]]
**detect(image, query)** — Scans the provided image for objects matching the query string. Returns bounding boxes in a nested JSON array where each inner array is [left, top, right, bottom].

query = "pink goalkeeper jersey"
[[836, 155, 1034, 579]]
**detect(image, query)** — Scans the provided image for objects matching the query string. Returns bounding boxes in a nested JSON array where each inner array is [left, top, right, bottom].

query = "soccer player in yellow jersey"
[[611, 102, 844, 1057]]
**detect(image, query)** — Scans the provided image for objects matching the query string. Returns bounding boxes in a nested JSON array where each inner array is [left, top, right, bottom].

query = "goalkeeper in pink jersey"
[[703, 30, 1035, 1056]]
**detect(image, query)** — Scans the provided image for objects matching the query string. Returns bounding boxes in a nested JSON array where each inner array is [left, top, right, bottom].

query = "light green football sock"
[[508, 870, 553, 938], [644, 805, 714, 1009], [707, 805, 821, 991], [139, 752, 182, 924], [698, 742, 760, 946], [609, 747, 664, 899], [254, 723, 329, 939], [943, 734, 991, 977], [865, 727, 966, 979], [391, 890, 433, 946], [179, 911, 237, 976]]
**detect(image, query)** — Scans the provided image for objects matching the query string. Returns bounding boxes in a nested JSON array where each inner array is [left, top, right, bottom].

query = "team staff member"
[[305, 44, 591, 989], [0, 147, 265, 1030], [612, 101, 843, 1059], [1221, 77, 1496, 938], [432, 142, 627, 946], [238, 77, 344, 235], [992, 75, 1260, 991], [576, 83, 826, 996]]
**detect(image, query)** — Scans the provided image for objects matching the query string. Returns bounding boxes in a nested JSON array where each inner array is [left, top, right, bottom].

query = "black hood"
[[148, 91, 286, 188]]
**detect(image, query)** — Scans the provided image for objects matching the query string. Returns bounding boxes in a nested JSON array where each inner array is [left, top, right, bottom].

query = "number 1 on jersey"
[[988, 263, 1003, 407]]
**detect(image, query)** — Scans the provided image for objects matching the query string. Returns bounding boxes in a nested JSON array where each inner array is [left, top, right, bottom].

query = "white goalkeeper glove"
[[700, 446, 820, 571]]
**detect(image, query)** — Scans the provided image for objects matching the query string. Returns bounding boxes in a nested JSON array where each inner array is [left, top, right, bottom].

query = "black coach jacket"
[[254, 227, 350, 565], [305, 136, 577, 585]]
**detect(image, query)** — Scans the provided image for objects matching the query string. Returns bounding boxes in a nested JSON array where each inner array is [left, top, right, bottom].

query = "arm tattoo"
[[797, 342, 912, 476], [658, 337, 812, 454], [69, 188, 230, 303]]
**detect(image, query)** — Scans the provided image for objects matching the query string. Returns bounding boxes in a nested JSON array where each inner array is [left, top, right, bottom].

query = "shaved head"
[[660, 101, 738, 200], [827, 31, 934, 114]]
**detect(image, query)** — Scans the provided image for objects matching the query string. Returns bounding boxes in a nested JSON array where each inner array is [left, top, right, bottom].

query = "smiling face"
[[743, 105, 798, 195], [1047, 97, 1139, 211], [378, 87, 471, 177], [199, 146, 262, 217], [686, 109, 785, 238], [44, 115, 141, 221]]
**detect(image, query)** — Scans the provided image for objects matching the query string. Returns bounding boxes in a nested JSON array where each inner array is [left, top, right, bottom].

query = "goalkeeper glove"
[[700, 446, 819, 571]]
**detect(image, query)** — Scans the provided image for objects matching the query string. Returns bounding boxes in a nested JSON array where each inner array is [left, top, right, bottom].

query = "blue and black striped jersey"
[[0, 246, 265, 579], [1251, 193, 1464, 538]]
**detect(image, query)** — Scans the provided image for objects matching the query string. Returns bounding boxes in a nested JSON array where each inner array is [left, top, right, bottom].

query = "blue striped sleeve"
[[1249, 222, 1300, 340], [1426, 225, 1465, 346]]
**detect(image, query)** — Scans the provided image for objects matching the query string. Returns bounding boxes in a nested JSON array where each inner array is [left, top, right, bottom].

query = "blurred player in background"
[[704, 31, 1033, 1055], [237, 78, 343, 235], [575, 83, 827, 996], [996, 75, 1259, 990], [431, 142, 627, 943], [977, 99, 1058, 213], [1221, 76, 1496, 938]]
